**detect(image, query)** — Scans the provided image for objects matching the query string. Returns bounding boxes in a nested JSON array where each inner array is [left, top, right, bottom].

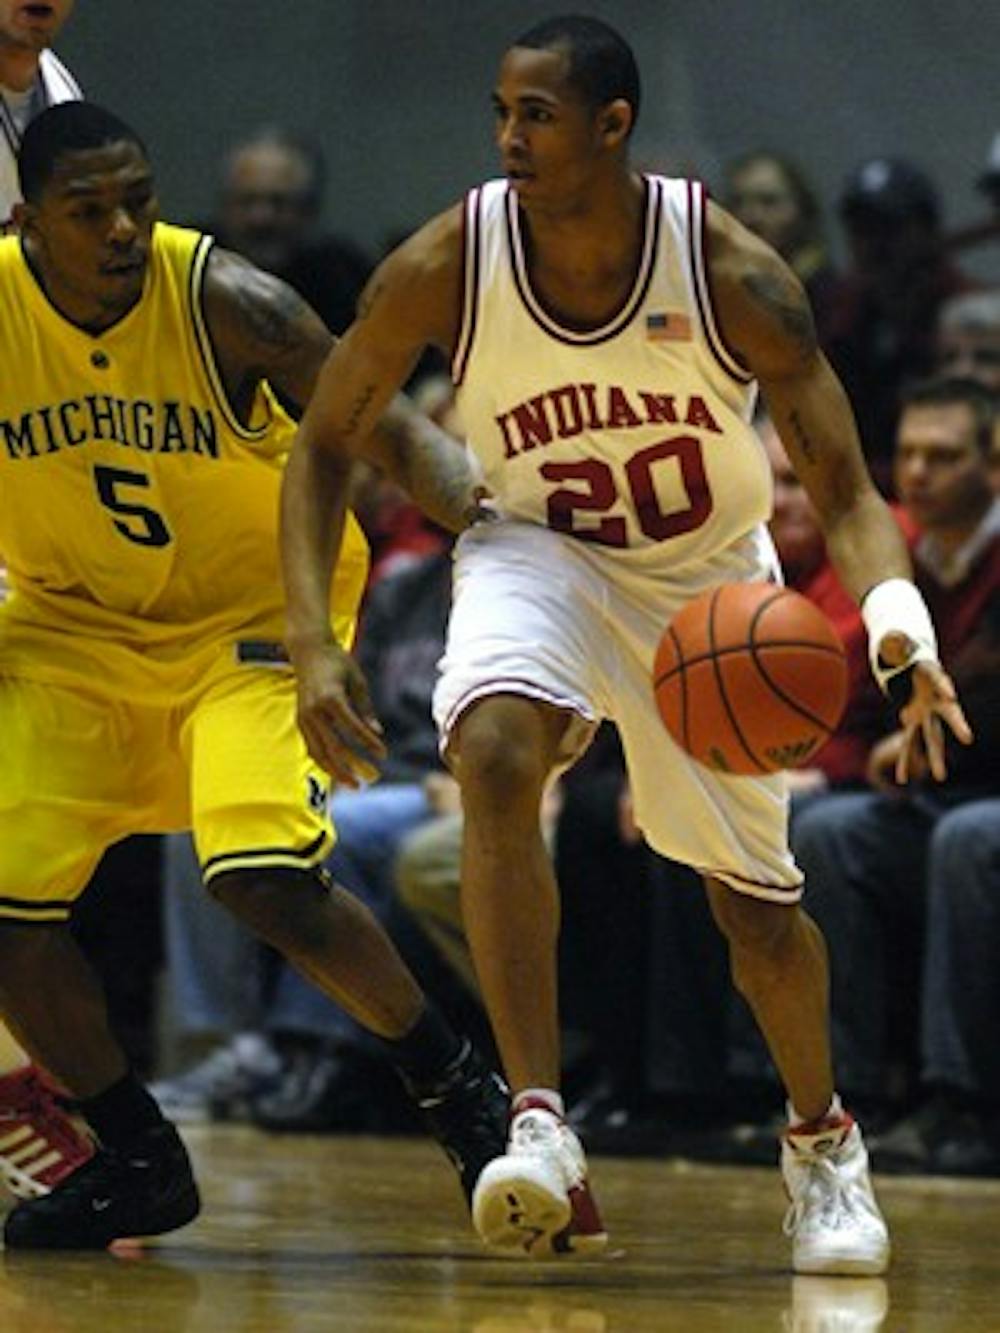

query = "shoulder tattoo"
[[740, 268, 816, 359], [237, 276, 312, 352]]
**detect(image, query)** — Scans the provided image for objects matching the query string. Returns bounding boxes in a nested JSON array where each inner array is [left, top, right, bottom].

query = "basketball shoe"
[[401, 1039, 509, 1206], [3, 1121, 200, 1250], [781, 1111, 890, 1275], [472, 1098, 607, 1258], [0, 1064, 95, 1200]]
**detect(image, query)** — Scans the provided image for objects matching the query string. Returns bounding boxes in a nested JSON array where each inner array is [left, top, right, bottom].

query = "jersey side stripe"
[[452, 187, 482, 388], [686, 179, 754, 385], [188, 234, 270, 441]]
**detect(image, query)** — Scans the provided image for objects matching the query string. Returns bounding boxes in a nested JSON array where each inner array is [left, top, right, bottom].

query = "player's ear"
[[11, 201, 37, 236], [600, 98, 633, 147]]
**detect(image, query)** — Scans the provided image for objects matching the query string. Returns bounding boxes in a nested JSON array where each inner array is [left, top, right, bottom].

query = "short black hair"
[[18, 102, 148, 204], [900, 375, 997, 456], [512, 14, 641, 136]]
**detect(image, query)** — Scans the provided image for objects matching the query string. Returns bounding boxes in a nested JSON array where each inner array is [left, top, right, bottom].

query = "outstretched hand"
[[891, 659, 973, 784], [292, 641, 386, 788]]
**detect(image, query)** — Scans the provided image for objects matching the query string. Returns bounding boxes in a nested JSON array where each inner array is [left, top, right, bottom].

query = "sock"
[[788, 1092, 845, 1132], [0, 1023, 30, 1077], [513, 1088, 564, 1119], [380, 1003, 463, 1088], [79, 1072, 167, 1151]]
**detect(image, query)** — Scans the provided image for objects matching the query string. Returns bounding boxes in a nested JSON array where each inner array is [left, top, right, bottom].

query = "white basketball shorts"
[[434, 519, 803, 901]]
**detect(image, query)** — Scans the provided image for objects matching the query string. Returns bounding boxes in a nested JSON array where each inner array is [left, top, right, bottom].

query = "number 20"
[[541, 434, 713, 547]]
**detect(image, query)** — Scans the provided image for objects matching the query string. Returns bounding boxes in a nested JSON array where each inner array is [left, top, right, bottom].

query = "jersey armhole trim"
[[451, 187, 482, 388], [686, 180, 755, 385], [189, 235, 271, 442]]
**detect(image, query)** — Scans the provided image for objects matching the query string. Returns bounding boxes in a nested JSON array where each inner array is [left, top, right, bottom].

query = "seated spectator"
[[826, 157, 977, 491], [791, 376, 999, 1156], [721, 150, 838, 340], [935, 290, 1000, 393], [212, 126, 371, 337]]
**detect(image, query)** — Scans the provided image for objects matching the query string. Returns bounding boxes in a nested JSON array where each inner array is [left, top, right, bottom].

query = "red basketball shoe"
[[0, 1065, 95, 1200]]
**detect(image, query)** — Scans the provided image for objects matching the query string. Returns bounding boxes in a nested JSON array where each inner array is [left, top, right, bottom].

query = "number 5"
[[94, 464, 172, 548]]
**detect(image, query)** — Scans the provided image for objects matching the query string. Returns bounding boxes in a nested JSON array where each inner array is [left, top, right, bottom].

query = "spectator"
[[0, 0, 79, 232], [826, 157, 976, 490], [722, 150, 838, 341], [212, 126, 371, 337], [791, 376, 999, 1150], [935, 290, 1000, 393]]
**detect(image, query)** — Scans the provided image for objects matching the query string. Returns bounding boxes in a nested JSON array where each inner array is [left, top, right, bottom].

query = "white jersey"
[[1, 49, 82, 231], [452, 175, 773, 574]]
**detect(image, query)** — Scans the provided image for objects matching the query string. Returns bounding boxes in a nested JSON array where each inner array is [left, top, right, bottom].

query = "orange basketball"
[[653, 582, 848, 775]]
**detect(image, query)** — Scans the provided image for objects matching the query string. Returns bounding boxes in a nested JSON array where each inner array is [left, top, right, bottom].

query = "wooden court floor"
[[1, 1126, 998, 1332]]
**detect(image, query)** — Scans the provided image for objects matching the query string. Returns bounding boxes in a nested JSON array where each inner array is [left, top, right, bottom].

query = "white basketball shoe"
[[782, 1112, 890, 1275], [472, 1099, 607, 1258]]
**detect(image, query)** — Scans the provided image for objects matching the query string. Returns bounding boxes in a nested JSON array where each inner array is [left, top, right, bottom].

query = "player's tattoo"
[[740, 268, 816, 359], [344, 384, 377, 439], [787, 408, 818, 463], [373, 402, 479, 534], [239, 276, 312, 352]]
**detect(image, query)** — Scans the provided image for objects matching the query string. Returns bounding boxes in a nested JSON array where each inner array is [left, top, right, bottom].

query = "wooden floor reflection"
[[1, 1126, 998, 1331]]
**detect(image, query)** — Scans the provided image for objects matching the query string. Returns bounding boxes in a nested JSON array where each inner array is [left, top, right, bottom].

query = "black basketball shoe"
[[3, 1121, 201, 1250], [401, 1039, 509, 1206]]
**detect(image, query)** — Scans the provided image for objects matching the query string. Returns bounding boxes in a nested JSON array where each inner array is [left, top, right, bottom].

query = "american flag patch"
[[646, 311, 692, 341]]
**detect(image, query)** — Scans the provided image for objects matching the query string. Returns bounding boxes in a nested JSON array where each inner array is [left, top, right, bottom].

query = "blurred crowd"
[[21, 122, 1000, 1185]]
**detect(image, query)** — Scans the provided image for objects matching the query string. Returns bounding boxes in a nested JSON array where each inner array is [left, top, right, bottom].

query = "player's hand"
[[866, 731, 919, 792], [292, 640, 386, 788], [892, 659, 973, 784]]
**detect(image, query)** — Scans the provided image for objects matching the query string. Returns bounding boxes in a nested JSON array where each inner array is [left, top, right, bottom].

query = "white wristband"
[[861, 578, 939, 695]]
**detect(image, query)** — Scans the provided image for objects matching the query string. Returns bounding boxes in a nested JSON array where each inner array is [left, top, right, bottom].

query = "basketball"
[[653, 582, 848, 775]]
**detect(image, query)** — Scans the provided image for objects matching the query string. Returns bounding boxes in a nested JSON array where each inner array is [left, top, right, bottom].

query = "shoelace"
[[511, 1112, 561, 1149], [782, 1156, 875, 1237]]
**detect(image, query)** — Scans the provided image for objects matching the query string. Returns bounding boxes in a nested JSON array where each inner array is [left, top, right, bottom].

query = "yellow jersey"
[[0, 222, 368, 702]]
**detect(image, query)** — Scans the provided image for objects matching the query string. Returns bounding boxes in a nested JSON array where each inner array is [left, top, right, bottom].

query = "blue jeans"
[[791, 790, 999, 1103], [921, 799, 1000, 1099]]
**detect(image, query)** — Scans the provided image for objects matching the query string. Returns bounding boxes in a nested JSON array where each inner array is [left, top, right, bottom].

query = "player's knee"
[[709, 886, 797, 965], [208, 866, 328, 938], [454, 701, 551, 804], [0, 920, 65, 988]]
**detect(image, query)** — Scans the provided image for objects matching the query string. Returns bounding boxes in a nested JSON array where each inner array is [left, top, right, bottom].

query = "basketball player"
[[0, 102, 506, 1250], [0, 0, 94, 1203], [281, 17, 970, 1272]]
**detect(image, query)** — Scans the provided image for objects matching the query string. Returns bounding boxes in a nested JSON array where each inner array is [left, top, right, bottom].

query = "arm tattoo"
[[740, 269, 816, 359], [238, 276, 311, 352], [344, 384, 377, 439], [787, 408, 818, 464], [376, 410, 478, 534]]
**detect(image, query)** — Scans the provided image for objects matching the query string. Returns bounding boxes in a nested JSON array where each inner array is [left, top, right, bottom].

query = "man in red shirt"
[[792, 377, 999, 1165]]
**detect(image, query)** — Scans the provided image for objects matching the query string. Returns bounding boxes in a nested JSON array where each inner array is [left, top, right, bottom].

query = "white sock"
[[513, 1087, 565, 1118], [788, 1092, 844, 1130]]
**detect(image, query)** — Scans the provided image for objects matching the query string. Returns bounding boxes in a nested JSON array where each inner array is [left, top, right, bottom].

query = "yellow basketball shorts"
[[0, 666, 333, 923]]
